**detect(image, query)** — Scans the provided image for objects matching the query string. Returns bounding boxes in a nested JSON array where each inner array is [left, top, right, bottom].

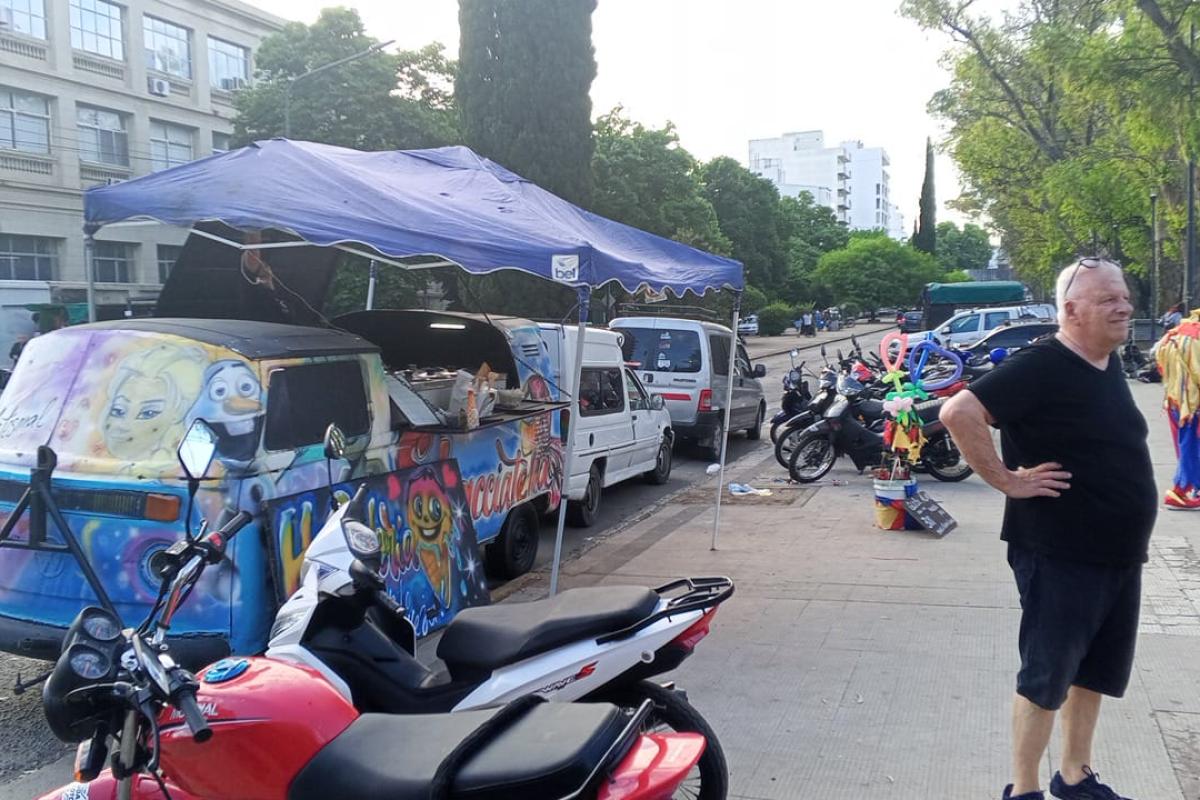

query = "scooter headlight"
[[342, 520, 380, 560]]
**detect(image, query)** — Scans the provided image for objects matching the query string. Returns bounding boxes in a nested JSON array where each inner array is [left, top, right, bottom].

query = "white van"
[[609, 316, 767, 461], [928, 303, 1056, 348], [538, 325, 674, 527]]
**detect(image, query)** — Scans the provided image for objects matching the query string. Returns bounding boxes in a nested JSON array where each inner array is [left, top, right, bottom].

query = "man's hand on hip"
[[1003, 462, 1072, 499]]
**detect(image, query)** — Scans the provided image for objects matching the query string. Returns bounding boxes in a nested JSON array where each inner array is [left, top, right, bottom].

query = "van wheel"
[[645, 436, 673, 485], [746, 404, 764, 440], [485, 505, 539, 578], [567, 466, 602, 527]]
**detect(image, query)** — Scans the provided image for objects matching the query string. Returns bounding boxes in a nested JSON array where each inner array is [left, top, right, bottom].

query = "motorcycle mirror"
[[323, 424, 347, 509], [178, 419, 217, 483], [820, 344, 827, 359], [836, 348, 844, 362], [323, 424, 347, 460]]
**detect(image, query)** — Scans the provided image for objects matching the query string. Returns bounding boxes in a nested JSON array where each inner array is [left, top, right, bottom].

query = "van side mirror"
[[754, 364, 767, 378], [650, 394, 665, 411]]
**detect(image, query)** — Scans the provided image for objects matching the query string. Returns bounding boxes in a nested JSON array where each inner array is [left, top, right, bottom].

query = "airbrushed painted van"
[[0, 311, 566, 665]]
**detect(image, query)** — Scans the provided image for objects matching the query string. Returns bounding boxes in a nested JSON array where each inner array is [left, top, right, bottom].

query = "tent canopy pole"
[[712, 292, 742, 550], [549, 285, 591, 596]]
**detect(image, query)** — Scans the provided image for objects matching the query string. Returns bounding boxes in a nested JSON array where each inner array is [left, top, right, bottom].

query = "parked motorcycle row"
[[34, 420, 734, 800], [769, 335, 988, 484]]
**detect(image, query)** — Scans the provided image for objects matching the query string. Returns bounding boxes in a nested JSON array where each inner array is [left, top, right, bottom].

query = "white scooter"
[[267, 425, 734, 798]]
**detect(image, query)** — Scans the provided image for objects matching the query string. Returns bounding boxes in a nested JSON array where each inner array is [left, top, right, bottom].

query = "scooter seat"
[[437, 586, 659, 673], [288, 702, 629, 800]]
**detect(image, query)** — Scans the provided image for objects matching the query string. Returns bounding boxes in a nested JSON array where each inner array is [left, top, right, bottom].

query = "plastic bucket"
[[873, 475, 921, 531]]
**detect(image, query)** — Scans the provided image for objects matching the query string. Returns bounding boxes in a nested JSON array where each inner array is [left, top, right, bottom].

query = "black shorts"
[[1008, 543, 1142, 711]]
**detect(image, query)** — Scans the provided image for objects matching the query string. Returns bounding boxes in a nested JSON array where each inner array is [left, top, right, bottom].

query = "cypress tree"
[[457, 0, 597, 206], [912, 137, 937, 255]]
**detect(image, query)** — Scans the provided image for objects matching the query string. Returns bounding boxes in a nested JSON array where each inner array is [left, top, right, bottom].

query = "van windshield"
[[618, 327, 702, 373]]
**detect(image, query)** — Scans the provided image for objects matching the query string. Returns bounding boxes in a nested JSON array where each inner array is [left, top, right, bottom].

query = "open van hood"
[[156, 224, 340, 326]]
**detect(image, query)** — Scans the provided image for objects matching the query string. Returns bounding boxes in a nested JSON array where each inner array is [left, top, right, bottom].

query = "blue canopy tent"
[[83, 139, 746, 589]]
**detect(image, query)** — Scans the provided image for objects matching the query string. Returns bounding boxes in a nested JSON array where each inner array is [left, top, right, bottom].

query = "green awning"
[[924, 281, 1026, 305]]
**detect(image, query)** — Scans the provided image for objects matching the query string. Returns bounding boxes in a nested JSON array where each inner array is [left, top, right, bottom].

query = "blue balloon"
[[990, 347, 1009, 364]]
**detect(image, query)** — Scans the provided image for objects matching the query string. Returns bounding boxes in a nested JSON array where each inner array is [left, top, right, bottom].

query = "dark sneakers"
[[1003, 786, 1045, 800], [1049, 768, 1132, 799]]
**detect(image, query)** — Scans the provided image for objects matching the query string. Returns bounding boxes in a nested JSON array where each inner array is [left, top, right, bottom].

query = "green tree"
[[457, 0, 597, 206], [741, 285, 768, 313], [701, 157, 789, 294], [233, 8, 459, 149], [900, 0, 1198, 306], [912, 137, 937, 254], [590, 108, 730, 255], [813, 235, 940, 313], [756, 303, 794, 336], [778, 192, 848, 306], [935, 221, 993, 273]]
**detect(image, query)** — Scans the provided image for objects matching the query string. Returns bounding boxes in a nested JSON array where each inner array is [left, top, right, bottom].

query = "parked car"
[[927, 304, 1056, 348], [899, 310, 925, 333], [962, 321, 1058, 362], [538, 325, 673, 527], [610, 316, 767, 461], [737, 314, 760, 336]]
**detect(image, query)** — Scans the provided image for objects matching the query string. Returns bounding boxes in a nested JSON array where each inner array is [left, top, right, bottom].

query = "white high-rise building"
[[749, 131, 906, 239], [887, 203, 907, 241], [748, 131, 851, 224]]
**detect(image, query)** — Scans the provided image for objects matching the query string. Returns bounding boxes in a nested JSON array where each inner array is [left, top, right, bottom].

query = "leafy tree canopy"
[[701, 157, 790, 294], [233, 8, 459, 150], [936, 221, 993, 273], [813, 236, 940, 312]]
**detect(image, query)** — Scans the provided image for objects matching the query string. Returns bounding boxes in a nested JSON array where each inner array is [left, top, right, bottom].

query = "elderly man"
[[941, 258, 1156, 800]]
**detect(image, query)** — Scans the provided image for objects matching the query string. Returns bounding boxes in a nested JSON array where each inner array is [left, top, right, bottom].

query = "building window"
[[77, 106, 128, 166], [211, 131, 231, 153], [208, 37, 248, 90], [0, 89, 49, 154], [93, 241, 134, 282], [157, 244, 180, 283], [70, 0, 124, 61], [1, 0, 47, 39], [143, 16, 191, 78], [149, 120, 192, 170], [875, 198, 881, 209], [0, 235, 56, 280], [876, 183, 881, 194]]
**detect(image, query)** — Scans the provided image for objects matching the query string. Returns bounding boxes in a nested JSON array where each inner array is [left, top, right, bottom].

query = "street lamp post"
[[283, 40, 395, 138]]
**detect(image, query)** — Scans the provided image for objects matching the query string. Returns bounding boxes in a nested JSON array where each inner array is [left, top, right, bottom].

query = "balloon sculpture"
[[1155, 309, 1200, 506], [876, 332, 964, 466]]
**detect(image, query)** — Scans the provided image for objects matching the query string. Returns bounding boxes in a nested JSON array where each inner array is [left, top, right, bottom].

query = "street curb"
[[746, 322, 893, 360]]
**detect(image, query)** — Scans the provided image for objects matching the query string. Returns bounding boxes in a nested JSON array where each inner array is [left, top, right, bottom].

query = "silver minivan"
[[610, 317, 767, 460]]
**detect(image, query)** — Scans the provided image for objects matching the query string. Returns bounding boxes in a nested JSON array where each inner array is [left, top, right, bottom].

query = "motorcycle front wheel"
[[601, 680, 728, 800], [922, 435, 973, 482], [788, 433, 837, 483]]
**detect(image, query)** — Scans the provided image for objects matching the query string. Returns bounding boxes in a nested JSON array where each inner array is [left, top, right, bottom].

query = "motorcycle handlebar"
[[175, 688, 212, 744], [201, 511, 253, 562]]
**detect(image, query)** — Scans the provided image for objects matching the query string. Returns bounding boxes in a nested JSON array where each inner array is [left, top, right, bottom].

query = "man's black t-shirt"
[[968, 337, 1157, 566]]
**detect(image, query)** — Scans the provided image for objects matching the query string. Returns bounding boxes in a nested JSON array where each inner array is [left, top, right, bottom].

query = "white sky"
[[250, 0, 992, 228]]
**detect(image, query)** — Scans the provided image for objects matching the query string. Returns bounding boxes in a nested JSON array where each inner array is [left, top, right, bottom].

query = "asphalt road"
[[0, 325, 891, 788]]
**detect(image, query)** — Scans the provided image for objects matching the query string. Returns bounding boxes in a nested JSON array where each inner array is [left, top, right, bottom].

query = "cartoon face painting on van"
[[0, 317, 566, 661]]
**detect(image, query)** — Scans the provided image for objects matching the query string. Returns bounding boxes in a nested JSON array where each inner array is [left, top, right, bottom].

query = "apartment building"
[[0, 0, 282, 349]]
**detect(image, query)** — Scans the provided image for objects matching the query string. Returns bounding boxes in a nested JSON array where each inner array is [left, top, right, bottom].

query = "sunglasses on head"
[[1062, 257, 1122, 301]]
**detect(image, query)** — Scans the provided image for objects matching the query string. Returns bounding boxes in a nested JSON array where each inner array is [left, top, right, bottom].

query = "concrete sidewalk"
[[505, 379, 1200, 799]]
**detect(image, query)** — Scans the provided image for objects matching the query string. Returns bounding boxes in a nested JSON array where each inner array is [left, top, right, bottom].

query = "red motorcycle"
[[36, 420, 708, 800]]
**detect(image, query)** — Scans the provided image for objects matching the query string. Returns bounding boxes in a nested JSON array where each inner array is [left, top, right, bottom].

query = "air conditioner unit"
[[148, 77, 170, 97]]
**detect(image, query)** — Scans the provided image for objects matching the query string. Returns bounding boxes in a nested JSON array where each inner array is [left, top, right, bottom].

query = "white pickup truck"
[[538, 325, 674, 527]]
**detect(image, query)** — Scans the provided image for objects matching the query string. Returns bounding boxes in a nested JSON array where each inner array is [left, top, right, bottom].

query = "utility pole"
[[283, 40, 394, 138], [1187, 23, 1197, 309], [1151, 191, 1160, 338]]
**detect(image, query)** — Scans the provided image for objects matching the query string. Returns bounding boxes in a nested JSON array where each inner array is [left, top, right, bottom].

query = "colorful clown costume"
[[1155, 309, 1200, 509]]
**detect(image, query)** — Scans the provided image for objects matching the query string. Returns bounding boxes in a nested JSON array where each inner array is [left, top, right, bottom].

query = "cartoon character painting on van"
[[0, 323, 564, 658]]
